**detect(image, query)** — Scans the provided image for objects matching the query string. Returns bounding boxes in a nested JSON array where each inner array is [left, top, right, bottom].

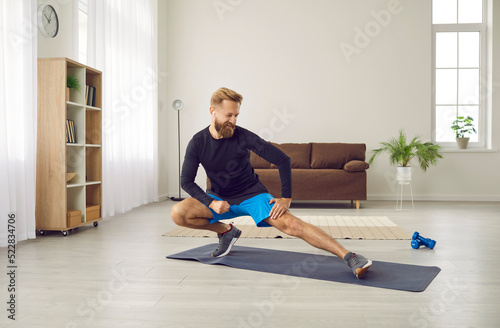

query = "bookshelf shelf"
[[36, 58, 103, 236], [67, 101, 84, 108], [67, 183, 85, 188]]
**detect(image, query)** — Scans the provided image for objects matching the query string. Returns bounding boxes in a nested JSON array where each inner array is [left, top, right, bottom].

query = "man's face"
[[212, 100, 240, 138]]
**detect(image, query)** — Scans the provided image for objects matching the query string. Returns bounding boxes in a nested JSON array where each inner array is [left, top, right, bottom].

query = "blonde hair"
[[210, 87, 243, 107]]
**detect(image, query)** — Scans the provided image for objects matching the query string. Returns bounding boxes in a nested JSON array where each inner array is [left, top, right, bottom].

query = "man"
[[171, 87, 372, 278]]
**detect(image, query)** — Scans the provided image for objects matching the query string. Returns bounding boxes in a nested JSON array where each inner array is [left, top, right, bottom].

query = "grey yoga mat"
[[167, 244, 441, 292]]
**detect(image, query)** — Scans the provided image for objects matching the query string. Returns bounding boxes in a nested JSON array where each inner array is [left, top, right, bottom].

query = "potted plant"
[[451, 116, 476, 149], [368, 129, 443, 181], [66, 75, 81, 102]]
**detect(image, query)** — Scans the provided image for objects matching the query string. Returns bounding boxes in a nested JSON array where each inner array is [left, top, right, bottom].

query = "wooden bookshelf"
[[36, 58, 102, 236]]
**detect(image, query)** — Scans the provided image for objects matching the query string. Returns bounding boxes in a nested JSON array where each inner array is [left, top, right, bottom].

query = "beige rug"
[[163, 216, 411, 240]]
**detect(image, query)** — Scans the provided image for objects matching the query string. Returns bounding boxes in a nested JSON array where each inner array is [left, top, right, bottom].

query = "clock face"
[[38, 5, 59, 38]]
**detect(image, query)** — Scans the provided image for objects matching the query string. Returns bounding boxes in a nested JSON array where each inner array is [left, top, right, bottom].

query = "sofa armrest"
[[344, 160, 369, 172]]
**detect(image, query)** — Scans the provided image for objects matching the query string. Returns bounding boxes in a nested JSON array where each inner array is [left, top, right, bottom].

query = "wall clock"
[[37, 4, 59, 38]]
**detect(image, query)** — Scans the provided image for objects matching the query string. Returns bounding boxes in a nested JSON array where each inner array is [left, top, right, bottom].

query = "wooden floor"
[[2, 200, 499, 327]]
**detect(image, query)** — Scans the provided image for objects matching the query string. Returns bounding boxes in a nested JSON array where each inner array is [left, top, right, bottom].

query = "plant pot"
[[66, 87, 70, 102], [456, 137, 469, 149], [396, 166, 412, 182]]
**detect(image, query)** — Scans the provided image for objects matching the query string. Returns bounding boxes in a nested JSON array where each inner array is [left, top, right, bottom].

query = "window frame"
[[431, 0, 489, 149]]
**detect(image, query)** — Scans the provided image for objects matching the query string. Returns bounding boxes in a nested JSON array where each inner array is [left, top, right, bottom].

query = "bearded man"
[[170, 87, 372, 278]]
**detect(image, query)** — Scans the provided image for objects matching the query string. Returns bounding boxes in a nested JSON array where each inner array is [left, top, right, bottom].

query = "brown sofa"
[[250, 143, 369, 209]]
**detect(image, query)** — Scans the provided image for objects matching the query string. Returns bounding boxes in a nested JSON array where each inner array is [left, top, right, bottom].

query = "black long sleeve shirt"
[[180, 126, 292, 206]]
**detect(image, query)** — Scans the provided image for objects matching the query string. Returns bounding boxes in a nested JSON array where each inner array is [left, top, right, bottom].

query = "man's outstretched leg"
[[264, 213, 372, 278], [170, 197, 241, 257]]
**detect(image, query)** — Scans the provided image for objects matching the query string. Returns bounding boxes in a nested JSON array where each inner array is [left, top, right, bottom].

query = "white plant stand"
[[396, 167, 414, 210]]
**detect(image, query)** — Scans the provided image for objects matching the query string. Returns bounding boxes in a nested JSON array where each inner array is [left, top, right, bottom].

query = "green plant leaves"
[[67, 75, 81, 91], [451, 116, 476, 138], [368, 129, 443, 172]]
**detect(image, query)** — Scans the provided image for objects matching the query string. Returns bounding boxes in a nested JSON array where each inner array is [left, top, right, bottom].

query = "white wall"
[[37, 0, 77, 60], [33, 0, 500, 202], [162, 0, 498, 201]]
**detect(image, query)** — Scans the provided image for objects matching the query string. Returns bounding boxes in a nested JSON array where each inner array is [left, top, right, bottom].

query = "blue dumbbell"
[[411, 231, 436, 249]]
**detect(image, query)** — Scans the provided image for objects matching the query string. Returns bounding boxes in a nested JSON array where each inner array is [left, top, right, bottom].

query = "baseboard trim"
[[159, 193, 190, 201], [367, 194, 500, 202], [158, 194, 170, 202]]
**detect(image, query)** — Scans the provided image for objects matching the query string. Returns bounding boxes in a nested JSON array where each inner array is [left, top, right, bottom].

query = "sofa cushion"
[[344, 160, 369, 172], [270, 143, 311, 169], [250, 151, 271, 169], [310, 143, 366, 169], [254, 168, 367, 200]]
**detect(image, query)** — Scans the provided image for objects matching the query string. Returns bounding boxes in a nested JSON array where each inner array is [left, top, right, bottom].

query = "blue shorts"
[[206, 193, 275, 227]]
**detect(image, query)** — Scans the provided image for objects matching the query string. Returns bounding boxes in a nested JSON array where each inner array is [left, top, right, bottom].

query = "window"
[[79, 0, 88, 64], [432, 0, 488, 147]]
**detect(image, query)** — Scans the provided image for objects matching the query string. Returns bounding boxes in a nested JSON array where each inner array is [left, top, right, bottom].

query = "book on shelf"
[[66, 119, 70, 143], [71, 120, 76, 143], [86, 85, 96, 107], [66, 119, 76, 143], [85, 85, 89, 105]]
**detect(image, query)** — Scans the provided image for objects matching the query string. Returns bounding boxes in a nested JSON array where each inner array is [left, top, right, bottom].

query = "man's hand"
[[269, 198, 292, 220], [209, 200, 231, 214]]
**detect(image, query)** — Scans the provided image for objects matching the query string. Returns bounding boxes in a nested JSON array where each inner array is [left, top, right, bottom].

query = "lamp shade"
[[172, 99, 183, 111]]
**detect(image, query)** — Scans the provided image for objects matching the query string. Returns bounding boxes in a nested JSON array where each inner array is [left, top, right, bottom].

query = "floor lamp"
[[171, 99, 184, 201]]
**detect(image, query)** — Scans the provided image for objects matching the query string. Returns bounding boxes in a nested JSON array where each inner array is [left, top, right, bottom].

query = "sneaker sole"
[[355, 259, 373, 279], [211, 230, 242, 258]]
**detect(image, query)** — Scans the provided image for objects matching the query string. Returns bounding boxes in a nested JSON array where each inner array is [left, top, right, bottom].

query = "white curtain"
[[0, 0, 37, 246], [87, 0, 158, 217]]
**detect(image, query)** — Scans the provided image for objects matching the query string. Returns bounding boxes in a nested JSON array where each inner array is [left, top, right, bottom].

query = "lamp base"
[[170, 197, 185, 202]]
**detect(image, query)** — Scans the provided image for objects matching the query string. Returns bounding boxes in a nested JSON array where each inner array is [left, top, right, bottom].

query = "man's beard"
[[215, 119, 235, 138]]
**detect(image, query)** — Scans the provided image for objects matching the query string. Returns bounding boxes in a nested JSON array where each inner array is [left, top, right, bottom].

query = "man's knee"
[[170, 198, 213, 226], [170, 203, 186, 226], [288, 216, 305, 236], [275, 214, 304, 237]]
